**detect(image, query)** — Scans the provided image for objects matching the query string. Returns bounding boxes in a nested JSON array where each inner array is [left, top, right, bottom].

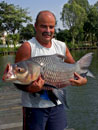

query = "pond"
[[0, 49, 98, 130], [66, 49, 98, 130]]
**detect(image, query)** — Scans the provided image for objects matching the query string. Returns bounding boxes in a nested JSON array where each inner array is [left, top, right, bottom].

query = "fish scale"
[[24, 53, 94, 88]]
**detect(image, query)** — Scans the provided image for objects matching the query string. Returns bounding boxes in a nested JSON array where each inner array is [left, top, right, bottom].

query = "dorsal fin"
[[56, 54, 66, 60], [53, 54, 66, 62]]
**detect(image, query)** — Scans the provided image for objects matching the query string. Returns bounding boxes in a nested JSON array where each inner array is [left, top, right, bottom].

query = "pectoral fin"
[[53, 88, 69, 108]]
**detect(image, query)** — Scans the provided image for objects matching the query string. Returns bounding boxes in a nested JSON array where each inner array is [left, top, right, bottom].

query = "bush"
[[66, 42, 78, 49]]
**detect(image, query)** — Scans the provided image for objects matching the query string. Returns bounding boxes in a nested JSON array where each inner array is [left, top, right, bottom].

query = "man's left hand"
[[70, 72, 87, 86]]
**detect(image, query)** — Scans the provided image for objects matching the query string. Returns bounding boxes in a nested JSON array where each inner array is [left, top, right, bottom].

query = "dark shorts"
[[23, 104, 67, 130]]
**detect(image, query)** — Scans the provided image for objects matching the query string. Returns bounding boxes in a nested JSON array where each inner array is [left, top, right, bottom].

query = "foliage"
[[6, 34, 19, 44], [0, 39, 2, 44], [83, 5, 98, 44], [56, 29, 72, 43], [19, 24, 35, 41], [59, 0, 98, 47], [68, 0, 90, 12], [0, 1, 32, 34], [61, 1, 87, 45], [0, 46, 19, 54], [61, 1, 87, 29]]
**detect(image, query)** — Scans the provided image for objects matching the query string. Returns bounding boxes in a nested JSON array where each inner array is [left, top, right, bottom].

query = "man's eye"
[[49, 26, 54, 29], [40, 25, 46, 28]]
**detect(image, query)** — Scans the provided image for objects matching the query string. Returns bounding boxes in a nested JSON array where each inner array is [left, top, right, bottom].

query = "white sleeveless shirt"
[[21, 37, 66, 108]]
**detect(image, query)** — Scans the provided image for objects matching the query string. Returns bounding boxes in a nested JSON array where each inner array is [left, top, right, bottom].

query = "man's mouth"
[[42, 32, 52, 37]]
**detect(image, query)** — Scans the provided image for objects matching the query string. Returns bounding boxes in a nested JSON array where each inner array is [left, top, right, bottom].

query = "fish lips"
[[2, 64, 16, 81]]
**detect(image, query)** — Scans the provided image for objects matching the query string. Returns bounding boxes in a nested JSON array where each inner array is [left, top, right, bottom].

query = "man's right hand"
[[14, 76, 45, 93], [27, 76, 45, 93]]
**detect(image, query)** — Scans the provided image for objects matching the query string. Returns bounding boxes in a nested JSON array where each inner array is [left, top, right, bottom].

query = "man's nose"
[[46, 27, 50, 32]]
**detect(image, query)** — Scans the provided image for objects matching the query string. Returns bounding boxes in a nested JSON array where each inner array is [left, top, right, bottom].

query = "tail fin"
[[87, 70, 95, 78], [77, 52, 95, 78]]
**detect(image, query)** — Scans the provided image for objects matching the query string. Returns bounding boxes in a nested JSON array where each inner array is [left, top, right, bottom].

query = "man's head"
[[35, 10, 56, 46]]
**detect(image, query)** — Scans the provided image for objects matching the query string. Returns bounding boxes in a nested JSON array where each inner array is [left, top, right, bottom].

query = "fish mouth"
[[2, 64, 16, 81]]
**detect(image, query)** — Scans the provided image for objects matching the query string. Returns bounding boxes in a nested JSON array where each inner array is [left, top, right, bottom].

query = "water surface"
[[66, 49, 98, 130]]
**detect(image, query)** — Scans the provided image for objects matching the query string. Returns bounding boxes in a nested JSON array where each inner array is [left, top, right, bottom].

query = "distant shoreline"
[[0, 46, 97, 56], [69, 46, 98, 51], [0, 51, 16, 56]]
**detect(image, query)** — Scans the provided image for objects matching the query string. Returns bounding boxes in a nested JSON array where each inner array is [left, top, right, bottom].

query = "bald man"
[[15, 10, 87, 130]]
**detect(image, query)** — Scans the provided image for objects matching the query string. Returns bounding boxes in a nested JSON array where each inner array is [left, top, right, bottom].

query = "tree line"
[[0, 0, 98, 49], [56, 0, 98, 48]]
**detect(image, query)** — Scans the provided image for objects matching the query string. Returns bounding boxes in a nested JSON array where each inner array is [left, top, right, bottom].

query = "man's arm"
[[64, 47, 75, 64], [15, 42, 31, 63], [14, 42, 44, 93], [65, 46, 87, 86]]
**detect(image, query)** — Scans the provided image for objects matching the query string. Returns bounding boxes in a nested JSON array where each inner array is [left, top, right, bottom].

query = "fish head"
[[2, 63, 28, 82], [2, 61, 41, 85], [2, 63, 17, 81]]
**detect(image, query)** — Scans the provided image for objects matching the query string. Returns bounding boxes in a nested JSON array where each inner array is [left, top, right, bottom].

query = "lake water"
[[66, 49, 98, 130], [0, 49, 98, 130]]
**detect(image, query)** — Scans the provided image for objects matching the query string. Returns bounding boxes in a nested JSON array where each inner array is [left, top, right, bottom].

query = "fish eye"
[[17, 68, 21, 72], [16, 67, 25, 73]]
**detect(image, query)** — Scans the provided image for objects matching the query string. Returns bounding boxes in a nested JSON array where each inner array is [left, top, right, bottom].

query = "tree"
[[83, 5, 98, 44], [6, 33, 20, 48], [94, 2, 98, 43], [56, 29, 72, 43], [68, 0, 90, 12], [19, 24, 35, 41], [94, 1, 98, 9], [0, 1, 32, 34], [61, 1, 87, 45]]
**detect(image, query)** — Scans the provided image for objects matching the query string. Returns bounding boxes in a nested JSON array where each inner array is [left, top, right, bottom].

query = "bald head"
[[35, 10, 56, 25]]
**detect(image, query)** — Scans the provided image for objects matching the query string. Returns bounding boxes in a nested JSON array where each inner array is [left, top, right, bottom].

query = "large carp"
[[2, 53, 94, 106]]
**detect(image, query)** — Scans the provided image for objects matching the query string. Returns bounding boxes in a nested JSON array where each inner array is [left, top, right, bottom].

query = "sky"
[[0, 0, 98, 29]]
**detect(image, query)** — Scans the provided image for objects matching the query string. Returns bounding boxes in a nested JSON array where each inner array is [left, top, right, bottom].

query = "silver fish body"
[[29, 53, 94, 88], [3, 53, 94, 88], [31, 55, 78, 88], [2, 53, 94, 106]]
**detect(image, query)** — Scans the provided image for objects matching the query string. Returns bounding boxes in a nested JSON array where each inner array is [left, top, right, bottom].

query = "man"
[[15, 10, 87, 130]]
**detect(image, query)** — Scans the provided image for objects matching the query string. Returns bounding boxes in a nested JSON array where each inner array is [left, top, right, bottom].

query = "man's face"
[[35, 13, 55, 44]]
